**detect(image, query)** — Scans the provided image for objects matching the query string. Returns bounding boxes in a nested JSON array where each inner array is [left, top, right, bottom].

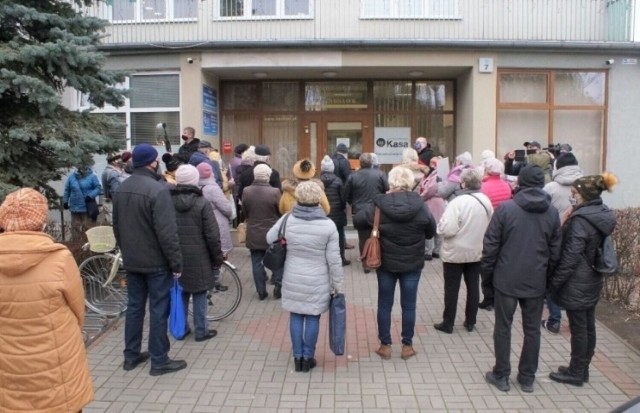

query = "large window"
[[111, 0, 197, 22], [218, 0, 312, 19], [497, 70, 607, 174], [361, 0, 459, 19]]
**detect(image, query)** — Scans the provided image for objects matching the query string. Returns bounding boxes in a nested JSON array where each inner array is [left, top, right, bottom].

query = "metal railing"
[[82, 0, 638, 48]]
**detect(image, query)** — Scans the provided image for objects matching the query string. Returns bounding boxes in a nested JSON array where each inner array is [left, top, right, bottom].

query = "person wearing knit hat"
[[162, 153, 182, 185], [112, 140, 186, 375], [540, 152, 583, 335], [320, 155, 350, 266], [266, 180, 344, 372], [548, 172, 617, 387], [132, 144, 159, 169], [0, 187, 94, 412], [0, 188, 48, 232], [482, 163, 562, 393], [197, 162, 213, 180], [242, 161, 284, 301], [279, 160, 330, 215], [333, 144, 352, 183], [169, 162, 224, 343], [253, 163, 272, 182], [175, 164, 200, 187]]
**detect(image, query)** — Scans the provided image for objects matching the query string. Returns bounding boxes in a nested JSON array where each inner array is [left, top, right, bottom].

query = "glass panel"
[[554, 72, 605, 106], [497, 109, 549, 162], [415, 82, 452, 111], [398, 0, 423, 17], [142, 0, 166, 20], [113, 0, 135, 21], [309, 122, 317, 169], [285, 0, 309, 15], [221, 113, 260, 144], [263, 114, 298, 179], [130, 75, 179, 108], [263, 82, 298, 111], [131, 112, 180, 146], [95, 113, 128, 149], [500, 73, 548, 103], [305, 82, 368, 111], [553, 110, 603, 174], [362, 0, 390, 17], [221, 0, 243, 16], [174, 0, 197, 18], [252, 0, 276, 16], [373, 81, 412, 112], [415, 114, 454, 160], [222, 83, 258, 109], [374, 113, 410, 128], [327, 122, 362, 161]]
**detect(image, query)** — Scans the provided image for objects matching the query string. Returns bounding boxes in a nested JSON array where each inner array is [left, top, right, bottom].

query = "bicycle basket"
[[85, 226, 116, 253]]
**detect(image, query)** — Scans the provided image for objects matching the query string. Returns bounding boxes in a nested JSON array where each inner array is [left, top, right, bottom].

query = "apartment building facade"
[[73, 0, 640, 207]]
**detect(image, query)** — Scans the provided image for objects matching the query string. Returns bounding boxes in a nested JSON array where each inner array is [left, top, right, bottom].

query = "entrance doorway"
[[304, 115, 371, 170]]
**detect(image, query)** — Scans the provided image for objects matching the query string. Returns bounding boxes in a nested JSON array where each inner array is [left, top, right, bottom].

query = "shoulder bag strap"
[[372, 207, 381, 238], [278, 213, 290, 239], [468, 194, 490, 219]]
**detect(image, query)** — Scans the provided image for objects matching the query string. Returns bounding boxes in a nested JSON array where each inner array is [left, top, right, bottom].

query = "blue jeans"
[[376, 268, 421, 346], [182, 290, 209, 339], [545, 295, 562, 327], [124, 270, 172, 368], [289, 312, 321, 359], [250, 249, 283, 294]]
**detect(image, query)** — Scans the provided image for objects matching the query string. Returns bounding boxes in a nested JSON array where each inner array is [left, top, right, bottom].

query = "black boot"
[[558, 365, 589, 383], [294, 358, 303, 372], [549, 369, 584, 387]]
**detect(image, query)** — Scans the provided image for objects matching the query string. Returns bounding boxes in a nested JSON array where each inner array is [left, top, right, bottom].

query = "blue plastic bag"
[[169, 278, 187, 340], [329, 293, 346, 356]]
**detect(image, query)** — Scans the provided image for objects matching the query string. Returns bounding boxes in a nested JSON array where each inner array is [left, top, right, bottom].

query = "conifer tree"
[[0, 0, 126, 202]]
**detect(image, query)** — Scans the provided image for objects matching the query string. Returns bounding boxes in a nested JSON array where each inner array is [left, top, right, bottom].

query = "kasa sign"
[[374, 127, 411, 164]]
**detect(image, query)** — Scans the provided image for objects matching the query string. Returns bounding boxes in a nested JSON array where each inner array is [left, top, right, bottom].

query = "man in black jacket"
[[113, 143, 186, 376], [332, 143, 352, 183], [175, 126, 201, 163], [345, 153, 389, 271], [415, 137, 434, 166], [237, 144, 281, 200], [481, 165, 562, 393]]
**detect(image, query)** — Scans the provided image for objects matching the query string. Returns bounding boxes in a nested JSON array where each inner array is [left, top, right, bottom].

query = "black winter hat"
[[234, 143, 249, 155], [518, 164, 545, 188], [162, 153, 182, 172], [555, 152, 578, 169]]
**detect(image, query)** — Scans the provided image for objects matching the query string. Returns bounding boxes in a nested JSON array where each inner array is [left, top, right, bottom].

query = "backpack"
[[579, 217, 618, 276]]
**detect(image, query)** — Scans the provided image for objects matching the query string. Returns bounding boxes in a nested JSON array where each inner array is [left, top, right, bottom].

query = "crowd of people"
[[0, 128, 620, 411]]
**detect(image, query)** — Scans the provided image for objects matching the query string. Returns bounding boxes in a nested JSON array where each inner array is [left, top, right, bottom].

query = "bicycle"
[[189, 261, 242, 321], [78, 226, 127, 317]]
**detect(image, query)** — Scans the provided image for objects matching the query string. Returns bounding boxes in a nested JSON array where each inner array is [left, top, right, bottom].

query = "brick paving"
[[85, 235, 640, 412]]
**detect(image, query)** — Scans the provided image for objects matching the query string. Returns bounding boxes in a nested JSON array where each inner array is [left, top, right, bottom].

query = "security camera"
[[187, 57, 194, 64], [605, 59, 615, 65]]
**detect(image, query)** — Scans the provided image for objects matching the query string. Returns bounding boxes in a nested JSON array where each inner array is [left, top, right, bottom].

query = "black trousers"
[[566, 307, 596, 376], [480, 271, 494, 304], [493, 291, 544, 385], [337, 224, 346, 261], [441, 261, 481, 328]]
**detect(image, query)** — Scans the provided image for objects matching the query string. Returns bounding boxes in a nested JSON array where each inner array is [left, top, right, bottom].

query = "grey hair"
[[241, 145, 256, 162], [359, 153, 373, 169], [456, 151, 473, 166], [255, 154, 270, 163], [295, 181, 322, 205], [484, 158, 504, 176], [402, 148, 419, 164], [388, 166, 414, 191], [461, 168, 482, 190]]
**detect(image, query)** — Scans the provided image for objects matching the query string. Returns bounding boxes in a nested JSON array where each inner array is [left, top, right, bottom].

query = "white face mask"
[[569, 195, 578, 206]]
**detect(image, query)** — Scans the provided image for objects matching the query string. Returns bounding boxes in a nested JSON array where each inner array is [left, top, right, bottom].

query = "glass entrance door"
[[326, 122, 363, 168]]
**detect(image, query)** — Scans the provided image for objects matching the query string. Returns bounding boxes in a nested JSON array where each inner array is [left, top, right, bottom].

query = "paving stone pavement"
[[86, 235, 640, 412]]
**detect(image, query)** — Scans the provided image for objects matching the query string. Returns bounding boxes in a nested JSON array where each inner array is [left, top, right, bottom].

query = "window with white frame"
[[218, 0, 312, 19], [111, 0, 197, 23], [361, 0, 459, 19]]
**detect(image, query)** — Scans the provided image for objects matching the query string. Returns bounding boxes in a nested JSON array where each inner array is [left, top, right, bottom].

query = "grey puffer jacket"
[[267, 205, 344, 315], [170, 185, 223, 293], [543, 165, 584, 218], [549, 199, 616, 310]]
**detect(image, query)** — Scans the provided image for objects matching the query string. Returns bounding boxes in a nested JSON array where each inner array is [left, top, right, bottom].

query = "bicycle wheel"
[[187, 262, 242, 322], [79, 254, 127, 316]]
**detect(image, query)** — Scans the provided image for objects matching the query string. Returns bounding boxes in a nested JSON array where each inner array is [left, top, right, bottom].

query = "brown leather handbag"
[[360, 207, 382, 270]]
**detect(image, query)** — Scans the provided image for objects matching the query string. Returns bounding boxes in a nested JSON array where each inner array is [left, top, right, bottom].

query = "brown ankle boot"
[[375, 344, 391, 360], [401, 344, 416, 360]]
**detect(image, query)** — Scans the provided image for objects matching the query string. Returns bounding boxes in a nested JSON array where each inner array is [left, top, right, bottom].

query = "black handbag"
[[263, 214, 290, 271]]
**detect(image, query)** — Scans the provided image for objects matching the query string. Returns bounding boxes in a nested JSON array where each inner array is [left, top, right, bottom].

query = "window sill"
[[214, 15, 313, 21], [111, 18, 198, 25]]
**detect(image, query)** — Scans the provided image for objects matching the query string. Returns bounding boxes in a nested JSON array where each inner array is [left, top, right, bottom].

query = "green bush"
[[602, 208, 640, 312]]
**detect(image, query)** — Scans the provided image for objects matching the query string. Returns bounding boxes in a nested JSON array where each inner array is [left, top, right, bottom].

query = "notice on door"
[[374, 127, 411, 164]]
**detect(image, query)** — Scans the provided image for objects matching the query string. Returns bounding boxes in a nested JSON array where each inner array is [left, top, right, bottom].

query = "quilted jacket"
[[0, 232, 93, 413]]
